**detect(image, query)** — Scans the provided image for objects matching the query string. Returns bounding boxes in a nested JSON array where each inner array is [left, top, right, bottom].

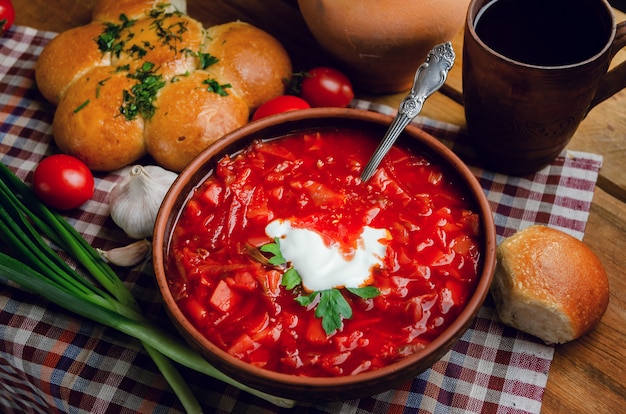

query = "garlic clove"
[[109, 165, 178, 239], [97, 239, 152, 267]]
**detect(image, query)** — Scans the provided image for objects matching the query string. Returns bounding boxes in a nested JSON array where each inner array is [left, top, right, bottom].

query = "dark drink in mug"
[[463, 0, 626, 175]]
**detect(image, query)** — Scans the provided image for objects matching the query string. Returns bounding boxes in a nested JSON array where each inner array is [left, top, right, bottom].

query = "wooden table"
[[11, 1, 626, 412]]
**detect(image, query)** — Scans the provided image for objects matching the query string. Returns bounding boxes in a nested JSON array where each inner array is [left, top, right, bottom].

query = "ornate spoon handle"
[[360, 41, 456, 182]]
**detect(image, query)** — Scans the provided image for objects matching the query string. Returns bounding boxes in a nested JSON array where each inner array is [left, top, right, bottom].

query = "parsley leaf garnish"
[[170, 72, 191, 83], [127, 44, 148, 59], [119, 61, 166, 120], [260, 238, 285, 265], [95, 14, 136, 57], [296, 289, 352, 334], [347, 286, 381, 299], [198, 52, 220, 70], [181, 49, 220, 70], [259, 238, 381, 336], [148, 6, 187, 51], [95, 77, 110, 99], [281, 268, 301, 290], [202, 78, 231, 96]]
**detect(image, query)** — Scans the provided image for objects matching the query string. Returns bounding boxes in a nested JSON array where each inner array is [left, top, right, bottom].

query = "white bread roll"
[[490, 225, 609, 344]]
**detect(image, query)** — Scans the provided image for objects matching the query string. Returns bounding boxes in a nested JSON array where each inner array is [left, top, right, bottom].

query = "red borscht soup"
[[166, 128, 482, 377]]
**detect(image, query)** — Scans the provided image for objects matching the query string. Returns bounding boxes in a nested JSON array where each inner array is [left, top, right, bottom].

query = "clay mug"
[[462, 0, 626, 175]]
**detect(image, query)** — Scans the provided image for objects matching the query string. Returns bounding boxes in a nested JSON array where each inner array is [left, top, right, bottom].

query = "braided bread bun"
[[35, 0, 292, 172], [91, 0, 187, 22]]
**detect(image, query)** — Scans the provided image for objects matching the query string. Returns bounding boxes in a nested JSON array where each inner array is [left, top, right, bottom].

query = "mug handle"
[[589, 20, 626, 110]]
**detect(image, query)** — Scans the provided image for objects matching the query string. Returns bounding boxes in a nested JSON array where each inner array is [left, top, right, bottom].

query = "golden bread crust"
[[92, 0, 187, 21], [144, 70, 249, 172], [35, 23, 112, 105], [205, 22, 292, 111], [110, 14, 207, 80], [52, 67, 146, 172]]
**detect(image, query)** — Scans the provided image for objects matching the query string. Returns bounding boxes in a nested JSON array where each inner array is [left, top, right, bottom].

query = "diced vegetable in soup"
[[167, 128, 482, 377]]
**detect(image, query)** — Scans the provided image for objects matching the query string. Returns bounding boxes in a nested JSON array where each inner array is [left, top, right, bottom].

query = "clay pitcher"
[[298, 0, 470, 93]]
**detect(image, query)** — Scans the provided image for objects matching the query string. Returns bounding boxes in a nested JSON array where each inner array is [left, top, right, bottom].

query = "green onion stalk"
[[0, 162, 296, 412]]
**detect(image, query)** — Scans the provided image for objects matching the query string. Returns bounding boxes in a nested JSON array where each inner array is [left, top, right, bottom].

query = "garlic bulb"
[[109, 165, 178, 239], [98, 239, 152, 267]]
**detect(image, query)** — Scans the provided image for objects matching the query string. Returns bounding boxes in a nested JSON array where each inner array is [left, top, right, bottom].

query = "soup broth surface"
[[167, 129, 482, 377]]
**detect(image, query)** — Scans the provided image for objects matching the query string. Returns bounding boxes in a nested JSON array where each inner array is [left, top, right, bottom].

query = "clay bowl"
[[297, 0, 471, 93], [153, 108, 496, 402]]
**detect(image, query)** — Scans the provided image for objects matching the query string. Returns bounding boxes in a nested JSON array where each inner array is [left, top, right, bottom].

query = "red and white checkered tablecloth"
[[0, 25, 603, 414]]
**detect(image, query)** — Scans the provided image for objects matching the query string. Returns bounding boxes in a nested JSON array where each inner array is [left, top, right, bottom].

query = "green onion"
[[0, 162, 296, 411]]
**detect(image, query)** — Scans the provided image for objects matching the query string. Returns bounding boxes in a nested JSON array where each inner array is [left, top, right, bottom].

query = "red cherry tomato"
[[32, 154, 95, 210], [252, 95, 311, 121], [300, 67, 355, 108], [0, 0, 15, 36]]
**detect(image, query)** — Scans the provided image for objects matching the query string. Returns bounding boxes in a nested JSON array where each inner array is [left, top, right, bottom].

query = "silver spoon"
[[360, 41, 456, 182]]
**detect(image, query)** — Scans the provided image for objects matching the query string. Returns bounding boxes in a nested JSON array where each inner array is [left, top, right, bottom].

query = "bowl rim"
[[153, 107, 496, 393]]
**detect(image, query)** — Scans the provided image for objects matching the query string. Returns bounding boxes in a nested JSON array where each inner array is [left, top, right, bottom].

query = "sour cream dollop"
[[265, 219, 389, 292]]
